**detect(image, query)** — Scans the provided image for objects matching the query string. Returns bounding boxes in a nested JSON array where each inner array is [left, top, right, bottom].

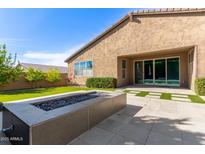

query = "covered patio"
[[117, 46, 197, 90]]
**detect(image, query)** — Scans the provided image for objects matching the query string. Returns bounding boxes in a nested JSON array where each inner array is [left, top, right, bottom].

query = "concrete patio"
[[69, 93, 205, 145], [1, 88, 205, 145]]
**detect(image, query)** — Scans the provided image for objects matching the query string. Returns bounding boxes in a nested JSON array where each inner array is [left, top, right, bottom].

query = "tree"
[[0, 44, 22, 85], [46, 69, 61, 83], [25, 68, 45, 88]]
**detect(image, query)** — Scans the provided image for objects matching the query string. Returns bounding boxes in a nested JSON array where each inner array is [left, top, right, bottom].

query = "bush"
[[46, 69, 61, 83], [86, 77, 117, 88], [195, 78, 205, 96], [25, 68, 45, 87]]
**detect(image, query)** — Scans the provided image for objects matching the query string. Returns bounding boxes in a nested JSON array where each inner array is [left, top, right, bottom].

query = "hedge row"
[[195, 78, 205, 96], [86, 77, 117, 88]]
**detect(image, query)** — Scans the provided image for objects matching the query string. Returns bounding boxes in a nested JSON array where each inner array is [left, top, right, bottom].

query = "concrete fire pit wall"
[[31, 93, 126, 145], [31, 107, 89, 145], [89, 94, 126, 128]]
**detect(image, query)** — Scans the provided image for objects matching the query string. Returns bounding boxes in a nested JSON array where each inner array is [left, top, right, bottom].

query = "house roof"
[[64, 8, 205, 63], [19, 63, 68, 73]]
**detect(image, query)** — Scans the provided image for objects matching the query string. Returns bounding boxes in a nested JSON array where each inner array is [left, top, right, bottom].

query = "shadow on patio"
[[70, 104, 205, 145]]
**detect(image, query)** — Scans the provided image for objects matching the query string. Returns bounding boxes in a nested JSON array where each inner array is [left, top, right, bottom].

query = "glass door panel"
[[135, 61, 143, 84], [155, 59, 166, 85], [144, 60, 153, 84], [167, 58, 179, 86]]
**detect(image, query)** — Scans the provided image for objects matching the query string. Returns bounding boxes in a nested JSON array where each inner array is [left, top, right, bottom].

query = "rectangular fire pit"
[[2, 91, 126, 145]]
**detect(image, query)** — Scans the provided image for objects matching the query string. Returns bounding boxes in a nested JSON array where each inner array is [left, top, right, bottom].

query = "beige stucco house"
[[65, 8, 205, 90]]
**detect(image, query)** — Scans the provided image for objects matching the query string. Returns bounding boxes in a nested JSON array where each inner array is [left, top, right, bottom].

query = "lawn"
[[188, 95, 205, 104], [160, 93, 172, 100], [0, 86, 114, 102], [136, 91, 149, 97]]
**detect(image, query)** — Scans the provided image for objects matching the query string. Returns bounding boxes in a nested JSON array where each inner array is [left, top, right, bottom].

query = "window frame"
[[74, 60, 93, 77], [121, 59, 127, 79], [133, 56, 180, 86]]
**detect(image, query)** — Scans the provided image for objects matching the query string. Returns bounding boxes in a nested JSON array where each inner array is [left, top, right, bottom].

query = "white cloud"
[[21, 44, 83, 66]]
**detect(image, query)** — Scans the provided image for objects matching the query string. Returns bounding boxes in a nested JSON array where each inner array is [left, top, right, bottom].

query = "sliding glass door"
[[167, 58, 179, 86], [144, 60, 153, 84], [155, 59, 166, 85], [135, 61, 143, 84], [134, 57, 180, 86]]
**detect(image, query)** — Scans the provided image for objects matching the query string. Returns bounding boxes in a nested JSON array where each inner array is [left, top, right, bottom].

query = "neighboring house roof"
[[64, 8, 205, 63], [19, 63, 68, 73]]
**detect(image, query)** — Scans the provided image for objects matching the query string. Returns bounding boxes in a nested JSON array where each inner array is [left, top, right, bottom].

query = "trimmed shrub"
[[195, 78, 205, 96], [86, 77, 117, 88]]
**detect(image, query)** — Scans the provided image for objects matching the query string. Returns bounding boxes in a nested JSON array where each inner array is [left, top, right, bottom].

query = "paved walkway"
[[117, 86, 195, 95], [127, 90, 203, 103], [119, 86, 205, 103], [69, 94, 205, 145]]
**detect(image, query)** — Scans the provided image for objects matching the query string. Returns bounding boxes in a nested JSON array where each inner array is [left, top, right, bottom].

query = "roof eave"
[[132, 8, 205, 16], [64, 8, 205, 63]]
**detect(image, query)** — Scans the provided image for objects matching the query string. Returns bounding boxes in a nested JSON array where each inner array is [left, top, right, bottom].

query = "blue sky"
[[0, 8, 142, 66]]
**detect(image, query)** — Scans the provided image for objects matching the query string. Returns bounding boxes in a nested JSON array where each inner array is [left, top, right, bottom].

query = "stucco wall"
[[67, 13, 205, 89]]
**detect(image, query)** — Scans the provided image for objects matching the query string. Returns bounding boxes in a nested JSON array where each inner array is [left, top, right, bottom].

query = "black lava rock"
[[32, 92, 98, 111]]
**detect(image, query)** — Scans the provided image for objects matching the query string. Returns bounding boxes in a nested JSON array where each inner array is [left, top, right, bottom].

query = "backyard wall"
[[0, 73, 69, 92]]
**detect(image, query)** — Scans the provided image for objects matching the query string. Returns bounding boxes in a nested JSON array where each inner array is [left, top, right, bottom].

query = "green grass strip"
[[160, 93, 172, 100], [136, 91, 149, 97], [188, 95, 205, 104], [0, 86, 114, 102], [123, 90, 132, 93]]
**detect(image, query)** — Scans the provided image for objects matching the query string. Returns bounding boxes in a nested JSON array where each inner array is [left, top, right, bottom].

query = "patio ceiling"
[[117, 45, 195, 59]]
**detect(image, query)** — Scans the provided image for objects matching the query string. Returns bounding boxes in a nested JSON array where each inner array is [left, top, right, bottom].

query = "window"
[[189, 51, 194, 63], [121, 60, 127, 79], [74, 61, 93, 76], [188, 51, 194, 77]]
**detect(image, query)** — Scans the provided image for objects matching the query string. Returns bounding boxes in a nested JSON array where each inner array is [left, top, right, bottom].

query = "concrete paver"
[[70, 91, 205, 145], [107, 134, 141, 145], [146, 131, 183, 145]]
